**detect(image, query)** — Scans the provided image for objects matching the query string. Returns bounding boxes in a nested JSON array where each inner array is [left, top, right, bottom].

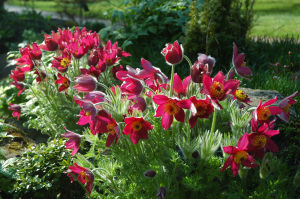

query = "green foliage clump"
[[11, 138, 84, 199], [183, 0, 255, 71]]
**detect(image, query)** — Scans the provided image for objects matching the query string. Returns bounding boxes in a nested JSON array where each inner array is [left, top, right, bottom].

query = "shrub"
[[183, 0, 255, 72]]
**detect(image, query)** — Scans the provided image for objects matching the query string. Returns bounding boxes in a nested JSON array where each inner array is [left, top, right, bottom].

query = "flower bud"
[[88, 49, 99, 66], [156, 187, 166, 199], [74, 74, 97, 93], [144, 170, 156, 178], [161, 40, 183, 65], [44, 34, 59, 51]]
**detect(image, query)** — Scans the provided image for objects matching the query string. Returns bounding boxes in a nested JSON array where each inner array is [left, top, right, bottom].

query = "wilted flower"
[[123, 117, 153, 144], [74, 75, 97, 93], [61, 127, 81, 156], [161, 40, 183, 65], [8, 103, 21, 120], [67, 163, 94, 194]]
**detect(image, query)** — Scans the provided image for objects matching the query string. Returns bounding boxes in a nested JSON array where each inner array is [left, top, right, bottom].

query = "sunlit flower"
[[39, 31, 60, 51], [51, 56, 71, 73], [253, 97, 282, 125], [153, 95, 191, 130], [67, 163, 94, 194], [233, 89, 251, 105], [278, 91, 298, 122], [172, 73, 190, 98], [123, 117, 153, 144], [220, 135, 257, 177], [189, 96, 214, 129], [202, 71, 240, 109], [161, 40, 183, 65], [8, 103, 21, 120], [61, 127, 81, 156], [55, 73, 70, 93], [74, 75, 97, 93], [9, 67, 25, 82]]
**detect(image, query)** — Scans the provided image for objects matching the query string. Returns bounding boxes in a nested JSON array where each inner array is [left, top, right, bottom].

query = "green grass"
[[251, 0, 300, 38], [5, 0, 125, 19]]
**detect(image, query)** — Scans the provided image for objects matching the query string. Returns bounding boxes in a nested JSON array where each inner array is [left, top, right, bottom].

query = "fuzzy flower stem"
[[169, 64, 175, 97], [184, 55, 193, 68], [210, 108, 217, 137]]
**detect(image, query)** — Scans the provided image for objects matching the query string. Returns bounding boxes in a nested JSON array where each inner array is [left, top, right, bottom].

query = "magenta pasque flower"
[[153, 95, 191, 130], [39, 31, 60, 51], [74, 74, 97, 93], [67, 163, 94, 194], [10, 81, 25, 96], [253, 97, 282, 125], [123, 117, 153, 144], [202, 71, 240, 110], [55, 73, 70, 93], [61, 127, 81, 156], [8, 103, 21, 120], [172, 74, 191, 98], [190, 54, 215, 83], [278, 91, 298, 122], [233, 89, 251, 105], [189, 96, 214, 129], [220, 135, 258, 177], [161, 40, 183, 65], [9, 67, 25, 82]]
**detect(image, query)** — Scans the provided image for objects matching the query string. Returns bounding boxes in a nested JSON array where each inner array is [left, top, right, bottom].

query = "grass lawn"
[[251, 0, 300, 38], [5, 0, 125, 19]]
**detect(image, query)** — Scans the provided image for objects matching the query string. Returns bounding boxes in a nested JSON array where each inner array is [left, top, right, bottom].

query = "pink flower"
[[61, 127, 81, 156], [8, 103, 21, 120], [278, 91, 298, 122], [9, 67, 25, 82], [123, 117, 153, 144], [51, 55, 71, 73], [120, 77, 144, 99], [10, 81, 25, 96], [172, 74, 190, 98], [189, 96, 214, 129], [190, 54, 215, 83], [153, 95, 191, 130], [67, 163, 94, 194], [34, 70, 46, 83], [161, 40, 183, 65], [55, 73, 70, 93], [39, 31, 60, 51], [88, 49, 100, 66], [202, 71, 240, 109], [80, 66, 101, 79], [230, 42, 252, 79], [253, 97, 282, 125], [220, 135, 258, 177], [74, 75, 97, 93], [129, 96, 147, 113]]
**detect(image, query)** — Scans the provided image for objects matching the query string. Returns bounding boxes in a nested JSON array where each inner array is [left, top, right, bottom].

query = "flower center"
[[257, 107, 271, 121], [107, 123, 116, 135], [210, 81, 225, 100], [251, 134, 267, 149], [132, 121, 143, 131], [195, 101, 208, 117], [85, 111, 91, 116], [234, 89, 247, 101], [233, 151, 248, 164], [282, 103, 291, 115], [105, 58, 114, 66], [164, 101, 179, 116], [61, 57, 70, 68], [80, 170, 90, 183], [63, 78, 69, 87]]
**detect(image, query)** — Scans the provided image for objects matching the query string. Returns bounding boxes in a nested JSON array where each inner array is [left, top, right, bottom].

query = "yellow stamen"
[[257, 107, 271, 121], [210, 81, 225, 100], [195, 101, 208, 117], [234, 151, 248, 164], [251, 134, 267, 149], [61, 58, 70, 68], [132, 121, 142, 131], [85, 111, 91, 116], [107, 123, 116, 135], [234, 89, 247, 101], [282, 104, 291, 115], [164, 102, 179, 116]]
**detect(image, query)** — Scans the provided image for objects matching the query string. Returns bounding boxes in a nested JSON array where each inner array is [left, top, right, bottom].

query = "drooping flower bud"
[[74, 74, 97, 93], [144, 170, 156, 178], [156, 187, 166, 199]]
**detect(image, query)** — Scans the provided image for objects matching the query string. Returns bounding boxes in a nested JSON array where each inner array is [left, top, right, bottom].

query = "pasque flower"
[[120, 77, 144, 99], [202, 71, 240, 109], [190, 54, 215, 83], [10, 81, 25, 96], [123, 117, 153, 144], [189, 96, 214, 129], [74, 74, 97, 93], [39, 31, 60, 51], [161, 40, 183, 65], [8, 103, 21, 120], [253, 97, 282, 125], [61, 127, 81, 156], [51, 55, 71, 73], [9, 67, 25, 82], [220, 135, 258, 177], [67, 163, 94, 194], [230, 42, 252, 79], [278, 91, 298, 122], [172, 74, 191, 98], [55, 73, 70, 92], [153, 95, 191, 130], [233, 89, 251, 105]]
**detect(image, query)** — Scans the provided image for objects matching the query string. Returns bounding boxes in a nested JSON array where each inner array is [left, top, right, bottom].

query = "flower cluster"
[[8, 27, 298, 195]]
